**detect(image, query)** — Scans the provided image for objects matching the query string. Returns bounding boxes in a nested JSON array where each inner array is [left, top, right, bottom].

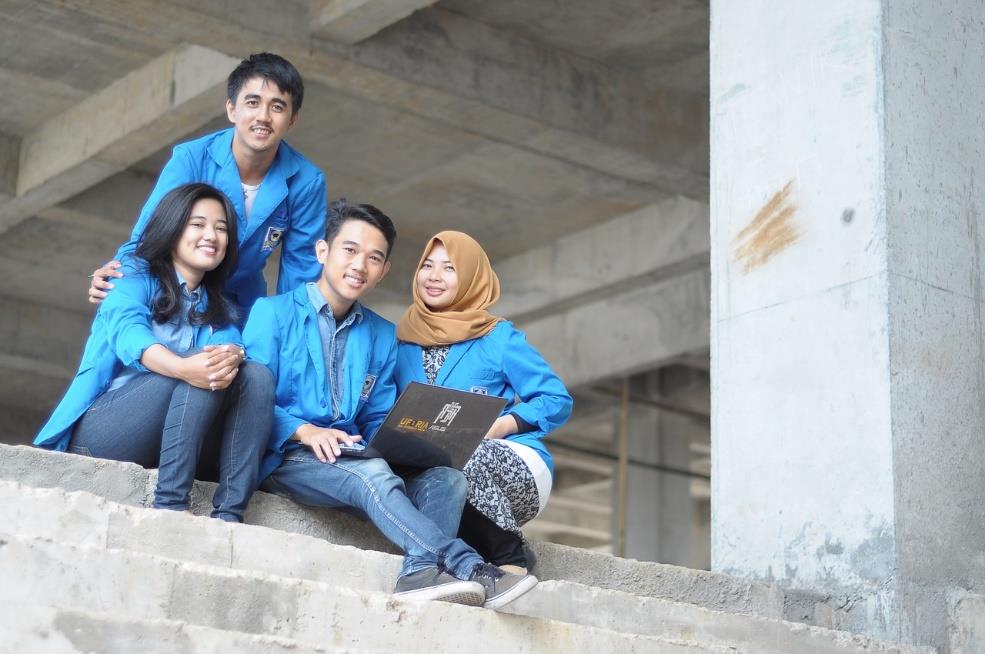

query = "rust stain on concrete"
[[732, 179, 800, 274]]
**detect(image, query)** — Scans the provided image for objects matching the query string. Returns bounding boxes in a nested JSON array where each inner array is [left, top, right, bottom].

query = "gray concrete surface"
[[0, 602, 354, 654], [0, 481, 933, 654], [1, 443, 821, 625], [710, 0, 985, 649], [0, 533, 731, 654]]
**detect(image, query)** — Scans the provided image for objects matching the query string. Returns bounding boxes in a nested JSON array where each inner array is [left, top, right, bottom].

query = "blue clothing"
[[108, 278, 200, 392], [305, 282, 363, 419], [395, 321, 573, 475], [115, 128, 326, 313], [242, 285, 398, 481], [35, 259, 242, 452], [263, 452, 483, 578]]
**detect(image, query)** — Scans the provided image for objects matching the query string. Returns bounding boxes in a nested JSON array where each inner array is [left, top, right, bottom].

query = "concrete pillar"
[[711, 1, 985, 648], [621, 375, 705, 568]]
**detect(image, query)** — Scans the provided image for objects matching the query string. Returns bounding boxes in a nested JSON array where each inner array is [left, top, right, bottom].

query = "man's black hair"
[[325, 199, 397, 260], [227, 52, 304, 114]]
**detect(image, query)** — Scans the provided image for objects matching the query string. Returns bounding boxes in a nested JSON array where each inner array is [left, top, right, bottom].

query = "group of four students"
[[33, 52, 572, 610]]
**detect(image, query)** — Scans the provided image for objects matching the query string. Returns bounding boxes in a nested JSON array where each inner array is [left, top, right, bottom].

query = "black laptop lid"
[[372, 382, 508, 469]]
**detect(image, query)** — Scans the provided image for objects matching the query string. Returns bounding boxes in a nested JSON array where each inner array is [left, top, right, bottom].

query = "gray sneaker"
[[468, 563, 538, 610], [393, 567, 485, 606]]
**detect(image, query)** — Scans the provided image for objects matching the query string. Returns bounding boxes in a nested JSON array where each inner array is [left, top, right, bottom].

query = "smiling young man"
[[89, 52, 325, 319], [243, 200, 538, 610]]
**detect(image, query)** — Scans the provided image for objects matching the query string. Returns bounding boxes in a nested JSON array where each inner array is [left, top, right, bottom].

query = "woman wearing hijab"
[[395, 231, 573, 574]]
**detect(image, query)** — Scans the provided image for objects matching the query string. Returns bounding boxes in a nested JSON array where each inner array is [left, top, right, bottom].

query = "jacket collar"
[[207, 128, 303, 240]]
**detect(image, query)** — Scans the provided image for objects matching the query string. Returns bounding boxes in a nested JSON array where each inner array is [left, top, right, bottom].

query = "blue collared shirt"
[[107, 275, 202, 392], [305, 282, 363, 419]]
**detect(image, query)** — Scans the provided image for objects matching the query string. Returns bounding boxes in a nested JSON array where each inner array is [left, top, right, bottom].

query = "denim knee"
[[431, 467, 468, 503], [356, 458, 406, 497], [237, 361, 274, 398]]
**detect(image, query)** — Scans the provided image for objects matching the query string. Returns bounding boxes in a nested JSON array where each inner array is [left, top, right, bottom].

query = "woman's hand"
[[141, 344, 243, 391], [201, 344, 244, 389], [484, 414, 518, 440], [293, 424, 363, 463]]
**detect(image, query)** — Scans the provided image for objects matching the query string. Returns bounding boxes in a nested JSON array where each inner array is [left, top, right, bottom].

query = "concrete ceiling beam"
[[0, 295, 91, 372], [494, 195, 709, 322], [312, 0, 439, 44], [520, 267, 710, 389], [364, 195, 709, 325], [50, 1, 707, 199], [0, 44, 238, 235]]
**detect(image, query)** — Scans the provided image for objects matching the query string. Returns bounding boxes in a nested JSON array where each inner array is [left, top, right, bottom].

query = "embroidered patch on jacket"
[[262, 226, 284, 252], [361, 374, 377, 400], [470, 385, 489, 395]]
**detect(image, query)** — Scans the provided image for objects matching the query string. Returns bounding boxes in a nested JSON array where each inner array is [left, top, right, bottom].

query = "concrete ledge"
[[1, 480, 932, 653], [0, 533, 727, 654], [0, 601, 353, 654], [0, 443, 826, 624]]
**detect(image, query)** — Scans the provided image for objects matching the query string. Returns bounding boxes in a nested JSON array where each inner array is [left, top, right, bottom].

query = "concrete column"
[[621, 375, 704, 568], [711, 1, 985, 648]]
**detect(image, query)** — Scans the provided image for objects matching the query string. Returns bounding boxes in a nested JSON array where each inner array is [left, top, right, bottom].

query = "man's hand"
[[293, 424, 363, 463], [88, 260, 124, 304]]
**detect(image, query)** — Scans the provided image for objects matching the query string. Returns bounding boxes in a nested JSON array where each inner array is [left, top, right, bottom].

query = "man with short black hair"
[[89, 52, 325, 318], [245, 200, 538, 609]]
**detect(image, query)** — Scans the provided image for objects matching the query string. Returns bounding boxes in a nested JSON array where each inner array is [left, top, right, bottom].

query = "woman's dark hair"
[[135, 183, 239, 328]]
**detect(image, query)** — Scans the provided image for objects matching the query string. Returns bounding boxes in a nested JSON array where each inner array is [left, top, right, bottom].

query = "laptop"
[[338, 381, 508, 470]]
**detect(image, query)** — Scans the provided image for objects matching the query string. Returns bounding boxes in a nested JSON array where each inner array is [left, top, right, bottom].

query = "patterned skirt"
[[463, 439, 553, 536]]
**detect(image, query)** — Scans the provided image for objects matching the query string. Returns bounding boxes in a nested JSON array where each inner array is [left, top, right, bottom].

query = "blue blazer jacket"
[[243, 286, 398, 480], [395, 321, 572, 475], [115, 128, 326, 313], [35, 260, 242, 452]]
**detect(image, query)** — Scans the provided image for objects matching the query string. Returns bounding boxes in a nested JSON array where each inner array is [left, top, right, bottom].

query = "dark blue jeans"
[[69, 362, 273, 522], [263, 452, 484, 579]]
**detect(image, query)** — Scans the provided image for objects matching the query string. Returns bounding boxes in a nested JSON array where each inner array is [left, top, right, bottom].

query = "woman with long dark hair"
[[35, 183, 273, 522], [395, 231, 572, 574]]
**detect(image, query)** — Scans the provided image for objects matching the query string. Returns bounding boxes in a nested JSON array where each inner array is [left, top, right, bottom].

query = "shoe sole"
[[394, 580, 485, 607], [482, 574, 538, 610]]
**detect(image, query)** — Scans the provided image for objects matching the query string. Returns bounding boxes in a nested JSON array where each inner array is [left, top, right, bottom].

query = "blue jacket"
[[115, 128, 326, 313], [35, 260, 242, 452], [395, 321, 572, 475], [243, 286, 398, 480]]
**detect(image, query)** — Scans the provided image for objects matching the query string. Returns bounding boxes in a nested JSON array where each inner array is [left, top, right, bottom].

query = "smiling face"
[[225, 75, 297, 156], [315, 218, 391, 318], [416, 242, 459, 311], [171, 198, 229, 287]]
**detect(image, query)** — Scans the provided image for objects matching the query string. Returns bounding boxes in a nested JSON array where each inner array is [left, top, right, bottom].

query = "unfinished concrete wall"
[[711, 0, 985, 648], [883, 0, 985, 645]]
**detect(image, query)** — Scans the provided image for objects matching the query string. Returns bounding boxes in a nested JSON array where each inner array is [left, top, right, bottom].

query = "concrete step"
[[0, 601, 359, 654], [0, 443, 836, 627], [0, 533, 731, 654], [0, 481, 931, 654]]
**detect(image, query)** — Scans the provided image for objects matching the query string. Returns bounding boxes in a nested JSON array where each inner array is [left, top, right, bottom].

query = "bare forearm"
[[486, 414, 519, 440], [139, 344, 188, 380]]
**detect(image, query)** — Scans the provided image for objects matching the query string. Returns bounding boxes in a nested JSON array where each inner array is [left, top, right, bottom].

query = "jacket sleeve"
[[500, 324, 573, 437], [208, 322, 244, 347], [357, 333, 398, 441], [99, 265, 161, 371], [113, 146, 197, 262], [277, 172, 326, 294], [243, 299, 304, 450]]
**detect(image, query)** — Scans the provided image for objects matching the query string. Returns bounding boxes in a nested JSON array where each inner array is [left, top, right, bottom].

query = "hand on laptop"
[[294, 424, 363, 463]]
